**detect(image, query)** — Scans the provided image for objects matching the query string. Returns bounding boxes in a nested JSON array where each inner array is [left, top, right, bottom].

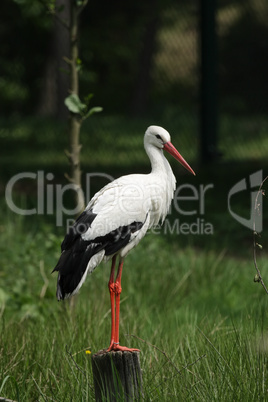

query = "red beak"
[[163, 141, 196, 176]]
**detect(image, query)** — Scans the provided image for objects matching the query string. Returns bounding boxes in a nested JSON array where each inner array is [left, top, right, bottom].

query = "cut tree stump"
[[91, 350, 143, 401]]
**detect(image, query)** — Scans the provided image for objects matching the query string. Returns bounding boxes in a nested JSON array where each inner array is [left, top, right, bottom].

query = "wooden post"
[[91, 350, 143, 401]]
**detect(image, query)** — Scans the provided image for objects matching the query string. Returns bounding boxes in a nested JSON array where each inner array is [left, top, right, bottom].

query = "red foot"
[[107, 343, 140, 352]]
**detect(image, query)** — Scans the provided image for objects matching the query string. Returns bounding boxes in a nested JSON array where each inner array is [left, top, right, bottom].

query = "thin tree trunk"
[[65, 1, 85, 213], [39, 0, 87, 212]]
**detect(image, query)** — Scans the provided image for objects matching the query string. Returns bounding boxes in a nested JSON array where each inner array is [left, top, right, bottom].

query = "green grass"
[[1, 205, 268, 401], [1, 114, 268, 400]]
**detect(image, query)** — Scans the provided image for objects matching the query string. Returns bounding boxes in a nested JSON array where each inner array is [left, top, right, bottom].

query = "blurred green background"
[[1, 0, 267, 249], [1, 0, 268, 166]]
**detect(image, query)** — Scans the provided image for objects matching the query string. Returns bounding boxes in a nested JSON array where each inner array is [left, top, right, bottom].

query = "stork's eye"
[[155, 134, 162, 141]]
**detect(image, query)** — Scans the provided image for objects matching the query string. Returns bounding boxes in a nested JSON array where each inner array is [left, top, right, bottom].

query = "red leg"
[[107, 258, 140, 352], [107, 255, 117, 351], [114, 259, 123, 345]]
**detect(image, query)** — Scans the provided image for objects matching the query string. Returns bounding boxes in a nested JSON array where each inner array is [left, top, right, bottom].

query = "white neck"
[[144, 142, 177, 225], [145, 142, 170, 174]]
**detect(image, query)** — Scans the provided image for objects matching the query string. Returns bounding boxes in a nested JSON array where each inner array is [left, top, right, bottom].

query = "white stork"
[[53, 125, 195, 352]]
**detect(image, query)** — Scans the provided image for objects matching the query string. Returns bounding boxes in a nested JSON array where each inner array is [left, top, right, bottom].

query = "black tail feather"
[[53, 240, 105, 300]]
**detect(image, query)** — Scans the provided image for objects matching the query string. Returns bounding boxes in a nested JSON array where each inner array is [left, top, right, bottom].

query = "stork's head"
[[145, 125, 171, 148], [145, 125, 195, 175]]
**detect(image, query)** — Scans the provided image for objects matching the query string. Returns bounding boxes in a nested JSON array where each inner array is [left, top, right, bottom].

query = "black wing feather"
[[61, 209, 97, 251], [53, 214, 144, 300]]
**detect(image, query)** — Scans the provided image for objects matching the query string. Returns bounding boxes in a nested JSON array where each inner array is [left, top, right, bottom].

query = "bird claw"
[[107, 343, 140, 353]]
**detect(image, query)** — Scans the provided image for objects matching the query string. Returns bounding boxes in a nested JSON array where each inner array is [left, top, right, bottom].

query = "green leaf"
[[83, 106, 103, 120], [64, 94, 86, 114]]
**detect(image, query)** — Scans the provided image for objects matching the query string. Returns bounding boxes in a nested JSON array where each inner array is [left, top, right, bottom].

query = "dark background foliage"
[[2, 0, 268, 120]]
